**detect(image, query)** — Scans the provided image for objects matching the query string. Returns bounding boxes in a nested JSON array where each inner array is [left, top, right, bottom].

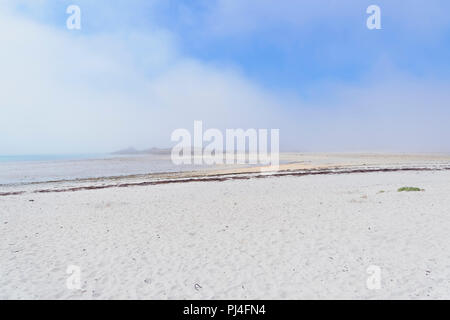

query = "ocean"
[[0, 154, 104, 163], [0, 153, 217, 185]]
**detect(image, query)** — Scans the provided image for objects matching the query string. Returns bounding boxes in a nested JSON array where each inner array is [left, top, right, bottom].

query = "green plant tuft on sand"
[[397, 187, 424, 192]]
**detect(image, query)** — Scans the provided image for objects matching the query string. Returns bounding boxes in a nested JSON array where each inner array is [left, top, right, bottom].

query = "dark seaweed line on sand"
[[1, 166, 450, 196]]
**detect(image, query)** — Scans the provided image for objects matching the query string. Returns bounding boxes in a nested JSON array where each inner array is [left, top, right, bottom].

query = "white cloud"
[[0, 2, 449, 154], [0, 5, 282, 154]]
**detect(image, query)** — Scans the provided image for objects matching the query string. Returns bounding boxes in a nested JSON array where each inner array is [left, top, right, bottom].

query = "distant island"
[[111, 147, 172, 155]]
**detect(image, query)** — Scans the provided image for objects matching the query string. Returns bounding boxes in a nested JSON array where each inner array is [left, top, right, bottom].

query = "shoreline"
[[2, 163, 450, 197], [2, 152, 450, 196]]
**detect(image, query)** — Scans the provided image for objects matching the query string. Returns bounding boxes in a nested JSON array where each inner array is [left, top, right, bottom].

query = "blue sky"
[[1, 0, 450, 154], [15, 0, 450, 90]]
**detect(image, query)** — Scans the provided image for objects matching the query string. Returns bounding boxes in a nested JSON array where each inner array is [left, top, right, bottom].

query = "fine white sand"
[[1, 169, 450, 299]]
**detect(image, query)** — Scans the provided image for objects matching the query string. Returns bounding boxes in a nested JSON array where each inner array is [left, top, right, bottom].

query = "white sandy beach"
[[2, 159, 450, 299]]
